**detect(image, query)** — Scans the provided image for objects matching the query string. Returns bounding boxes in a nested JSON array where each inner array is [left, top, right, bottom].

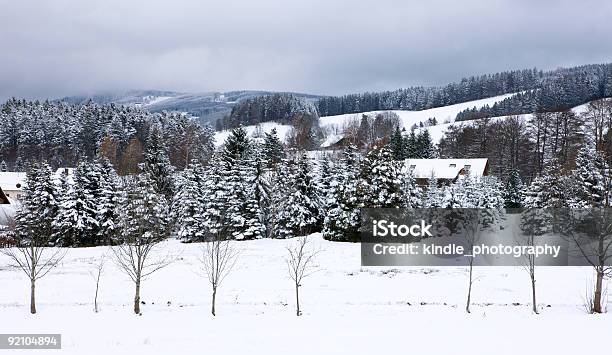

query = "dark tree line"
[[215, 93, 319, 130], [456, 64, 612, 121], [319, 63, 612, 120], [318, 68, 542, 116]]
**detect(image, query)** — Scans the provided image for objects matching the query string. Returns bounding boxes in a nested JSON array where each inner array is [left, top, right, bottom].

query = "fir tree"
[[15, 162, 59, 245], [97, 158, 122, 245], [322, 145, 362, 242], [504, 169, 524, 209], [424, 174, 443, 208], [222, 126, 251, 163], [275, 152, 321, 238], [262, 128, 285, 169], [142, 125, 175, 200], [571, 145, 609, 207], [173, 160, 206, 242], [389, 126, 405, 160]]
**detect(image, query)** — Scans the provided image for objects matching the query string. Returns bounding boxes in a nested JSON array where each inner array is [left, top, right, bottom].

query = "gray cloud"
[[1, 0, 611, 101]]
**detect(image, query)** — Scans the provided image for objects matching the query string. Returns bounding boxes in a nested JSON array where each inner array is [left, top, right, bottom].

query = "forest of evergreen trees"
[[318, 63, 612, 119], [215, 93, 319, 130], [0, 98, 215, 172]]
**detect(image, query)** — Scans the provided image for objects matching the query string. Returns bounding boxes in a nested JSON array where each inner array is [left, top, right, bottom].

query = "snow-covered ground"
[[214, 122, 293, 147], [1, 234, 611, 355], [319, 93, 519, 131]]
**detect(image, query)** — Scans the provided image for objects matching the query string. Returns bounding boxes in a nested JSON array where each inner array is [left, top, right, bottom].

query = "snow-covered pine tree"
[[72, 161, 103, 246], [475, 176, 506, 228], [404, 130, 418, 158], [389, 126, 405, 160], [504, 169, 524, 209], [52, 171, 80, 246], [317, 155, 336, 214], [118, 172, 170, 246], [249, 144, 272, 237], [0, 160, 7, 172], [142, 125, 175, 200], [223, 158, 266, 240], [275, 152, 321, 238], [262, 128, 285, 169], [571, 145, 609, 207], [402, 169, 422, 208], [15, 162, 59, 245], [222, 126, 251, 163], [173, 160, 207, 242], [416, 130, 436, 158], [97, 157, 122, 245], [322, 145, 362, 242], [359, 146, 403, 208], [423, 174, 443, 208], [523, 160, 568, 208], [201, 155, 228, 237]]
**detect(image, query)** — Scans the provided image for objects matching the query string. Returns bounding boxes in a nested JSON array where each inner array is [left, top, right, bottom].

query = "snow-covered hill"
[[213, 93, 519, 148], [320, 92, 519, 132], [211, 94, 597, 149]]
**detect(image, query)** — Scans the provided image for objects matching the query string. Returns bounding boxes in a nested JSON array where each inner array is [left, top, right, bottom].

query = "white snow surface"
[[214, 122, 293, 147], [1, 233, 611, 355], [404, 158, 488, 179], [0, 172, 26, 192], [319, 92, 519, 131]]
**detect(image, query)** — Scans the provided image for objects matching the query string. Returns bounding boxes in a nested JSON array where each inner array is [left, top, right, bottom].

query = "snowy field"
[[213, 122, 293, 147], [319, 92, 519, 131], [1, 234, 611, 355]]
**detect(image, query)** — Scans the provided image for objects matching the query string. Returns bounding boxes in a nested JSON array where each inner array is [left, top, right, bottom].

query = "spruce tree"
[[15, 162, 59, 245], [504, 169, 524, 209], [389, 126, 405, 160], [97, 158, 122, 245], [275, 152, 321, 238], [142, 125, 175, 200], [572, 145, 609, 207], [173, 160, 206, 242], [322, 145, 362, 241], [263, 128, 285, 169]]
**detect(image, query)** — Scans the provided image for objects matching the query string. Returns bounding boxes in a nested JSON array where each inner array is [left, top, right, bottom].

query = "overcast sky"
[[1, 0, 611, 101]]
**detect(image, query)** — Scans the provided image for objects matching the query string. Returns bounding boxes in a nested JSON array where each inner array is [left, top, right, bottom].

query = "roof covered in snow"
[[402, 158, 488, 180], [0, 172, 26, 191]]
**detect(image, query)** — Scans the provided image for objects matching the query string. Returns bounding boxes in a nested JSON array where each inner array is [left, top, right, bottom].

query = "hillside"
[[213, 93, 519, 147]]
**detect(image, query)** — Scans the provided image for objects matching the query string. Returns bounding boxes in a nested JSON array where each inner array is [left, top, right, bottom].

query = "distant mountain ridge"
[[59, 90, 323, 125]]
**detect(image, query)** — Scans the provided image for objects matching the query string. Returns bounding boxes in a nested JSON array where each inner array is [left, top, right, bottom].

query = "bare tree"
[[88, 254, 106, 313], [562, 209, 612, 313], [1, 233, 66, 314], [286, 236, 319, 316], [111, 175, 174, 314], [199, 233, 239, 316], [112, 237, 174, 314], [517, 212, 539, 314], [458, 208, 490, 314]]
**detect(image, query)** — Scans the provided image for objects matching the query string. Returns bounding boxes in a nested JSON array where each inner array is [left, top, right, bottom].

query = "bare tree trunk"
[[94, 277, 100, 313], [295, 284, 300, 316], [30, 279, 36, 314], [466, 260, 473, 314], [134, 280, 141, 314], [594, 270, 604, 313], [531, 277, 538, 314], [211, 287, 216, 316]]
